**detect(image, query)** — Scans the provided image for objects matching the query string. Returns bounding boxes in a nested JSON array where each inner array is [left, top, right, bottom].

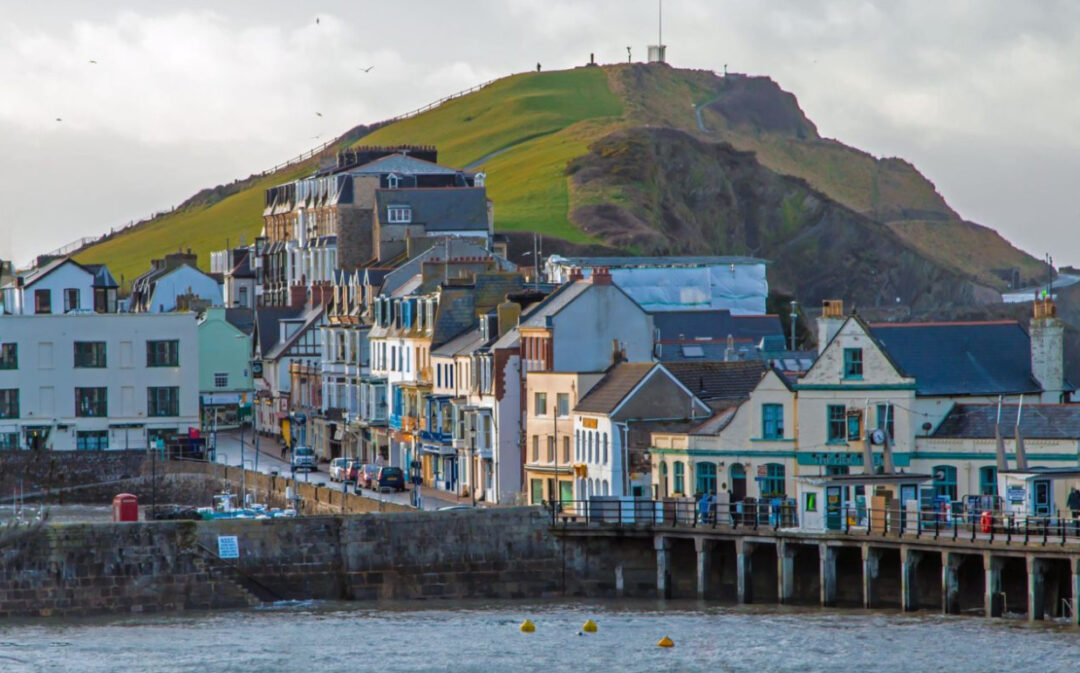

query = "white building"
[[1, 258, 118, 315], [129, 256, 223, 313], [544, 255, 768, 315], [0, 313, 199, 450]]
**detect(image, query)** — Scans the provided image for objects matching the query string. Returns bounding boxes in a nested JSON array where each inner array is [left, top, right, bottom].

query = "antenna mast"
[[659, 0, 662, 47]]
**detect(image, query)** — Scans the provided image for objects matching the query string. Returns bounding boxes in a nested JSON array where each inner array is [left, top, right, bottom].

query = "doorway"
[[1033, 479, 1052, 516], [730, 463, 746, 501]]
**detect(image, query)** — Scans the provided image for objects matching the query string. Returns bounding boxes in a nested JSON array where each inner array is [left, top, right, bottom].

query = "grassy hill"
[[75, 63, 1046, 303]]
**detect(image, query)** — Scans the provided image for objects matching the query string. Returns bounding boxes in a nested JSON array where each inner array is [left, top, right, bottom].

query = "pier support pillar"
[[942, 552, 962, 615], [655, 536, 670, 599], [1027, 556, 1046, 622], [777, 540, 795, 604], [695, 538, 711, 598], [615, 564, 625, 598], [1071, 558, 1080, 625], [735, 538, 753, 604], [819, 543, 837, 607], [984, 554, 1003, 618], [901, 546, 921, 612], [861, 544, 880, 609]]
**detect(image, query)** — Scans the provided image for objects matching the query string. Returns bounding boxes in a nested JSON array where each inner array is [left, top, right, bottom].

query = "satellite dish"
[[869, 428, 886, 446]]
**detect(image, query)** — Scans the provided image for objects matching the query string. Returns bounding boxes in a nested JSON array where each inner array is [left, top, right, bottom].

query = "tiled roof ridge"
[[870, 320, 1021, 328]]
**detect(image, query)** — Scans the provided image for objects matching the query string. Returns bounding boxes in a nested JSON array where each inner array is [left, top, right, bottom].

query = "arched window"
[[979, 466, 997, 496], [602, 480, 609, 496], [696, 462, 717, 495], [762, 463, 786, 497], [587, 433, 593, 463], [674, 461, 685, 494], [933, 465, 957, 500], [575, 430, 581, 461], [602, 433, 608, 465]]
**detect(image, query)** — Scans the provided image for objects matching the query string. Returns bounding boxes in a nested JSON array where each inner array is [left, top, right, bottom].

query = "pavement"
[[210, 429, 487, 512]]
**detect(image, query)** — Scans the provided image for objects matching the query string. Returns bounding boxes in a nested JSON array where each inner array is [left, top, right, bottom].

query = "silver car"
[[291, 446, 316, 472], [328, 457, 348, 482]]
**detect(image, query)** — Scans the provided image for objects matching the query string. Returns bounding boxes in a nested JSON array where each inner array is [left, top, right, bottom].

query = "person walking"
[[1068, 486, 1080, 533]]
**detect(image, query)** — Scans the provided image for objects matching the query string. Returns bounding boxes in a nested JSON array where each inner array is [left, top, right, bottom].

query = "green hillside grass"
[[77, 67, 623, 285]]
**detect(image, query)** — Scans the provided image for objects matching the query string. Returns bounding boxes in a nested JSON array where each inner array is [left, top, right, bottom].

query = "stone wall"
[[0, 450, 148, 502], [0, 507, 566, 617]]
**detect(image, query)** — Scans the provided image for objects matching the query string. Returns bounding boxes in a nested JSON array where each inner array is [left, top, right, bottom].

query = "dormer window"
[[387, 205, 412, 224], [387, 173, 400, 189]]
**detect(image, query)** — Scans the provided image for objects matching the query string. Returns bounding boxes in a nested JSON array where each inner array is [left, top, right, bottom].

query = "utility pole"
[[789, 300, 798, 351]]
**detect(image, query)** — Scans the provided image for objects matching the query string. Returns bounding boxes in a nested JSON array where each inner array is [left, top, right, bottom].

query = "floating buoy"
[[582, 619, 597, 633], [658, 636, 675, 648], [520, 619, 535, 633]]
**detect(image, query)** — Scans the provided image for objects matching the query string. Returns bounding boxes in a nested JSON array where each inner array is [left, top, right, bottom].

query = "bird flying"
[[359, 65, 374, 73], [55, 118, 62, 122], [89, 59, 97, 64], [315, 112, 323, 117]]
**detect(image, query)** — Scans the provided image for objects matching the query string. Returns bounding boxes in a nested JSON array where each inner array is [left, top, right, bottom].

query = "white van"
[[291, 446, 316, 472]]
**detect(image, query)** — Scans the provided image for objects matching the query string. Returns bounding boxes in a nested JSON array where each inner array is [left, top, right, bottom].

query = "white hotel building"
[[0, 313, 199, 451]]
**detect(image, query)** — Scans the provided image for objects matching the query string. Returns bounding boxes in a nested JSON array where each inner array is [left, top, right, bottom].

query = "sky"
[[2, 0, 1079, 268]]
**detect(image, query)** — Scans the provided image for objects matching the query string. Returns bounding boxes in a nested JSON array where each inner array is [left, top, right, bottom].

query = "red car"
[[346, 460, 362, 483]]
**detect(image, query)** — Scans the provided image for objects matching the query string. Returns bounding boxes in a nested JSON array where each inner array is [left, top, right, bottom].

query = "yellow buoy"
[[520, 619, 535, 633], [658, 636, 675, 648], [582, 619, 597, 633]]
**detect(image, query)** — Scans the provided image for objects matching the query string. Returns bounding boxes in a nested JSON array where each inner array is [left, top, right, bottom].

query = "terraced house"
[[258, 145, 489, 307]]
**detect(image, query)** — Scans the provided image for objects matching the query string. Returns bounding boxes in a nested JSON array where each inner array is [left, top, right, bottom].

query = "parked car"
[[376, 466, 406, 492], [358, 464, 380, 490], [291, 446, 316, 472], [346, 459, 362, 483], [328, 458, 348, 482]]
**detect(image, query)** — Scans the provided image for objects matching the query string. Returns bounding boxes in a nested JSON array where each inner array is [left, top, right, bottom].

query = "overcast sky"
[[2, 1, 1078, 268]]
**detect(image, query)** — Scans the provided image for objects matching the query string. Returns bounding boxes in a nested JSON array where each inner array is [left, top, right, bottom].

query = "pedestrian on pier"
[[1067, 487, 1080, 532]]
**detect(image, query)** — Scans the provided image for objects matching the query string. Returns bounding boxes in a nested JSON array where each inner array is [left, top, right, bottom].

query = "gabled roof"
[[932, 404, 1080, 440], [380, 239, 509, 296], [575, 363, 657, 414], [13, 257, 91, 288], [431, 326, 485, 358], [663, 360, 767, 401], [224, 308, 255, 335], [253, 306, 304, 358], [518, 281, 597, 328], [82, 264, 119, 289], [869, 321, 1046, 396], [266, 304, 325, 361]]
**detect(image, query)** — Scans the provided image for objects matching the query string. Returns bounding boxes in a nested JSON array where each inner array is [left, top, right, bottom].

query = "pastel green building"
[[198, 307, 253, 429]]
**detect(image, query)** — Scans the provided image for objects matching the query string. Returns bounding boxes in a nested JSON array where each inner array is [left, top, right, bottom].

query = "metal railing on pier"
[[547, 498, 1080, 548]]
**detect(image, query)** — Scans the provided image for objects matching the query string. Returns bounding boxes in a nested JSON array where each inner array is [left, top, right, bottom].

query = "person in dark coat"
[[1068, 487, 1080, 531]]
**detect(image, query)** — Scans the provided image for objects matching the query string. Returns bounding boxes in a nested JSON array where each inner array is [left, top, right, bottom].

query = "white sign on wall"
[[217, 535, 239, 559]]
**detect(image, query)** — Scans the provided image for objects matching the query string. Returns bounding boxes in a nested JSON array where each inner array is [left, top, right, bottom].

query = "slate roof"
[[432, 326, 485, 358], [83, 264, 119, 288], [663, 360, 766, 401], [265, 304, 325, 361], [8, 257, 90, 289], [380, 239, 510, 296], [574, 363, 657, 414], [350, 154, 462, 176], [253, 306, 304, 358], [518, 281, 593, 328], [375, 188, 488, 232], [932, 404, 1080, 439], [653, 310, 783, 344], [869, 322, 1048, 397], [225, 308, 255, 335]]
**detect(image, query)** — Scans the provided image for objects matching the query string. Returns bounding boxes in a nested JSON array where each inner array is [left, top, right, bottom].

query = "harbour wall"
[[0, 508, 568, 617]]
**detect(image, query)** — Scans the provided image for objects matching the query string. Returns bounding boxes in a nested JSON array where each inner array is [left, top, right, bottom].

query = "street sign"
[[217, 535, 239, 559]]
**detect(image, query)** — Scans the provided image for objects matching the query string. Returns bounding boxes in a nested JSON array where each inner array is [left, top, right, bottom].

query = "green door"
[[825, 486, 844, 531]]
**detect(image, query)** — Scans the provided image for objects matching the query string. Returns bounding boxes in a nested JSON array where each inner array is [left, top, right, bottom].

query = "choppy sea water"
[[0, 599, 1077, 673]]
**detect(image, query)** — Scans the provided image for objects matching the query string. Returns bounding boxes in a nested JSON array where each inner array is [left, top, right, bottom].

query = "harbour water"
[[1, 600, 1078, 672]]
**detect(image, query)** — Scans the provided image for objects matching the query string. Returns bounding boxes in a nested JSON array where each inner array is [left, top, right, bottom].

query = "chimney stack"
[[568, 267, 584, 283], [496, 300, 521, 337], [817, 299, 844, 355], [1030, 297, 1065, 403], [591, 267, 613, 286]]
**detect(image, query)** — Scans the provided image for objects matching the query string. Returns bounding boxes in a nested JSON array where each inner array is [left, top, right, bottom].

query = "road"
[[209, 429, 467, 512]]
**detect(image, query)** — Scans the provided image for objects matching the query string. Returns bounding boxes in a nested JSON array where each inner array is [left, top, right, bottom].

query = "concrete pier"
[[820, 543, 837, 607], [942, 552, 961, 615], [984, 554, 1003, 618], [695, 538, 711, 598], [778, 540, 795, 604], [901, 547, 924, 612], [736, 539, 752, 604], [862, 544, 880, 608], [655, 536, 670, 599], [1027, 556, 1045, 621]]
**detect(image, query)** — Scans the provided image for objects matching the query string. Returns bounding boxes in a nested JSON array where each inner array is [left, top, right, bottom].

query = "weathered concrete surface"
[[0, 450, 148, 502]]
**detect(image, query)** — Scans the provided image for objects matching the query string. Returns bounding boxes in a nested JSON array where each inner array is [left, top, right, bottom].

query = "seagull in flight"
[[89, 59, 97, 64], [55, 117, 62, 122], [315, 112, 323, 117], [359, 65, 374, 73], [315, 17, 320, 24]]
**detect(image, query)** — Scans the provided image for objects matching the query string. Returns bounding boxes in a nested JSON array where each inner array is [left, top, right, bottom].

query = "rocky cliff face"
[[569, 126, 997, 310]]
